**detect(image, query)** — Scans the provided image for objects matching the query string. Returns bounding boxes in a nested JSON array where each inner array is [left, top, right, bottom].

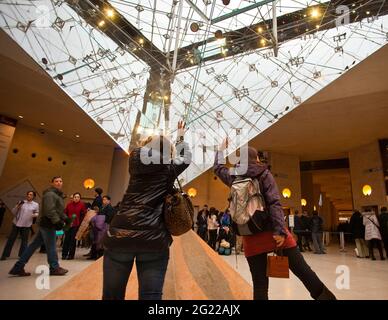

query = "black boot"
[[316, 285, 337, 300]]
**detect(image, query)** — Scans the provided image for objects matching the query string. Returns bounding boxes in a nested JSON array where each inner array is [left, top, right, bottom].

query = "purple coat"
[[91, 215, 108, 250], [213, 151, 286, 236]]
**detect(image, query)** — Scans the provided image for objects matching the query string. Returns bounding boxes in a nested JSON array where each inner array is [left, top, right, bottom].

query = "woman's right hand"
[[218, 138, 229, 151], [177, 120, 186, 138]]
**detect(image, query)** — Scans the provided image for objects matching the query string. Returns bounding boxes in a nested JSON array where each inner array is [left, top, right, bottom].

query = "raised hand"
[[177, 120, 186, 138], [218, 138, 229, 151]]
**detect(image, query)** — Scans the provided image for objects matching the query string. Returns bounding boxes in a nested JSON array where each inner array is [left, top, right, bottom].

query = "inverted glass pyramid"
[[1, 0, 387, 185]]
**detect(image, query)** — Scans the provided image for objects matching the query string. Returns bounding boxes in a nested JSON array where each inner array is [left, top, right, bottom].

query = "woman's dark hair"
[[95, 187, 103, 195], [51, 176, 62, 182], [103, 195, 111, 201], [73, 192, 81, 198]]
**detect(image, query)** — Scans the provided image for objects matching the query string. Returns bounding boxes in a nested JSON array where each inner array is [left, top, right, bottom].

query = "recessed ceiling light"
[[59, 129, 64, 132], [40, 122, 45, 126], [18, 115, 23, 119], [75, 135, 80, 138]]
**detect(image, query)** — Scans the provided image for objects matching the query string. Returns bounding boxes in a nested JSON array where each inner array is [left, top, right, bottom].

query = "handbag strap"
[[171, 163, 184, 193], [367, 216, 381, 231]]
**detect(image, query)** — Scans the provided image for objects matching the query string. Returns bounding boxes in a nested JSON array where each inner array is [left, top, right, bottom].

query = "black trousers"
[[383, 237, 388, 258], [1, 224, 30, 258], [246, 247, 324, 300], [62, 226, 78, 258], [208, 230, 218, 250], [368, 238, 385, 259]]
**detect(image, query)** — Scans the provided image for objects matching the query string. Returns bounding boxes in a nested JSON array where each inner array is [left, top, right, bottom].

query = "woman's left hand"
[[273, 235, 285, 247]]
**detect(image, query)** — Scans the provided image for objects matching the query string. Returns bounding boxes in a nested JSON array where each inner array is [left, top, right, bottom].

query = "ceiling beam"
[[211, 0, 274, 25]]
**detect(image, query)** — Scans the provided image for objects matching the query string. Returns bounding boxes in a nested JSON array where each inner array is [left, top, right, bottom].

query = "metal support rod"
[[184, 0, 210, 23], [272, 0, 278, 57], [172, 0, 184, 72], [211, 0, 274, 25]]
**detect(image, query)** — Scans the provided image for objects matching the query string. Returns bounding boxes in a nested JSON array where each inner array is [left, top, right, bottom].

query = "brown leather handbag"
[[266, 249, 290, 278], [164, 164, 194, 236]]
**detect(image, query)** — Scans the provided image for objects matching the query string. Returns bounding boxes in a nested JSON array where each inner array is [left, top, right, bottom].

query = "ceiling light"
[[59, 129, 64, 132], [75, 135, 80, 138], [139, 38, 144, 45], [311, 8, 320, 19], [40, 122, 45, 126], [366, 11, 370, 15], [105, 8, 115, 18], [98, 20, 105, 27], [18, 115, 23, 119], [257, 26, 263, 33], [260, 39, 267, 46], [316, 25, 320, 29]]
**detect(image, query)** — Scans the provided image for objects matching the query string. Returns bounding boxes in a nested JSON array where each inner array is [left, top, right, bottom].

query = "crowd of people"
[[349, 207, 388, 261], [196, 205, 236, 256], [0, 180, 118, 276]]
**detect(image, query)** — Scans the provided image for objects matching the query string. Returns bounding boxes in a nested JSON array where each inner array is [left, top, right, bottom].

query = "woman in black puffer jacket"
[[102, 121, 191, 300]]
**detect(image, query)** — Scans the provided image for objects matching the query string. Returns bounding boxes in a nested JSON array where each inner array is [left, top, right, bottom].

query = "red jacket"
[[64, 201, 87, 227]]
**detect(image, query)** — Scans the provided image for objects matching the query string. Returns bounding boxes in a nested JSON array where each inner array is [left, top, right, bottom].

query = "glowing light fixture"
[[301, 199, 307, 207], [310, 8, 320, 19], [362, 185, 372, 196], [98, 20, 105, 27], [83, 178, 95, 190], [282, 188, 291, 199], [187, 188, 197, 198], [105, 8, 115, 18]]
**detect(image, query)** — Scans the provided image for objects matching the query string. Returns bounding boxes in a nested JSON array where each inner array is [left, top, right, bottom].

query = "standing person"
[[100, 196, 116, 225], [293, 210, 304, 252], [196, 208, 208, 241], [379, 207, 388, 258], [214, 140, 336, 300], [61, 192, 87, 260], [349, 210, 368, 258], [0, 200, 6, 230], [362, 209, 385, 260], [91, 188, 103, 211], [301, 211, 312, 251], [88, 208, 108, 260], [8, 177, 69, 276], [220, 210, 232, 227], [102, 121, 191, 300], [207, 208, 219, 250], [1, 191, 39, 260], [311, 211, 326, 254]]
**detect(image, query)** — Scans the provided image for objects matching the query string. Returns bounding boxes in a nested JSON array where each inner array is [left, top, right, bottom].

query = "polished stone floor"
[[0, 236, 387, 300], [222, 245, 388, 300]]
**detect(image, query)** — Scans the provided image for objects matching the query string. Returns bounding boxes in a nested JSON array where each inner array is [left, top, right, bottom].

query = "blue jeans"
[[102, 249, 169, 300], [14, 226, 59, 271]]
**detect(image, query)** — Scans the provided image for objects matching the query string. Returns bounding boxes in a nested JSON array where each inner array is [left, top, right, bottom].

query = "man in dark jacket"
[[379, 207, 388, 258], [349, 210, 368, 258], [101, 195, 116, 224], [9, 177, 69, 276], [91, 187, 103, 211], [196, 205, 208, 241], [310, 211, 326, 254], [293, 210, 305, 252]]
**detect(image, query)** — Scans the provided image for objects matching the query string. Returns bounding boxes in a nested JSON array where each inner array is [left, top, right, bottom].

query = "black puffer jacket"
[[103, 141, 191, 252]]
